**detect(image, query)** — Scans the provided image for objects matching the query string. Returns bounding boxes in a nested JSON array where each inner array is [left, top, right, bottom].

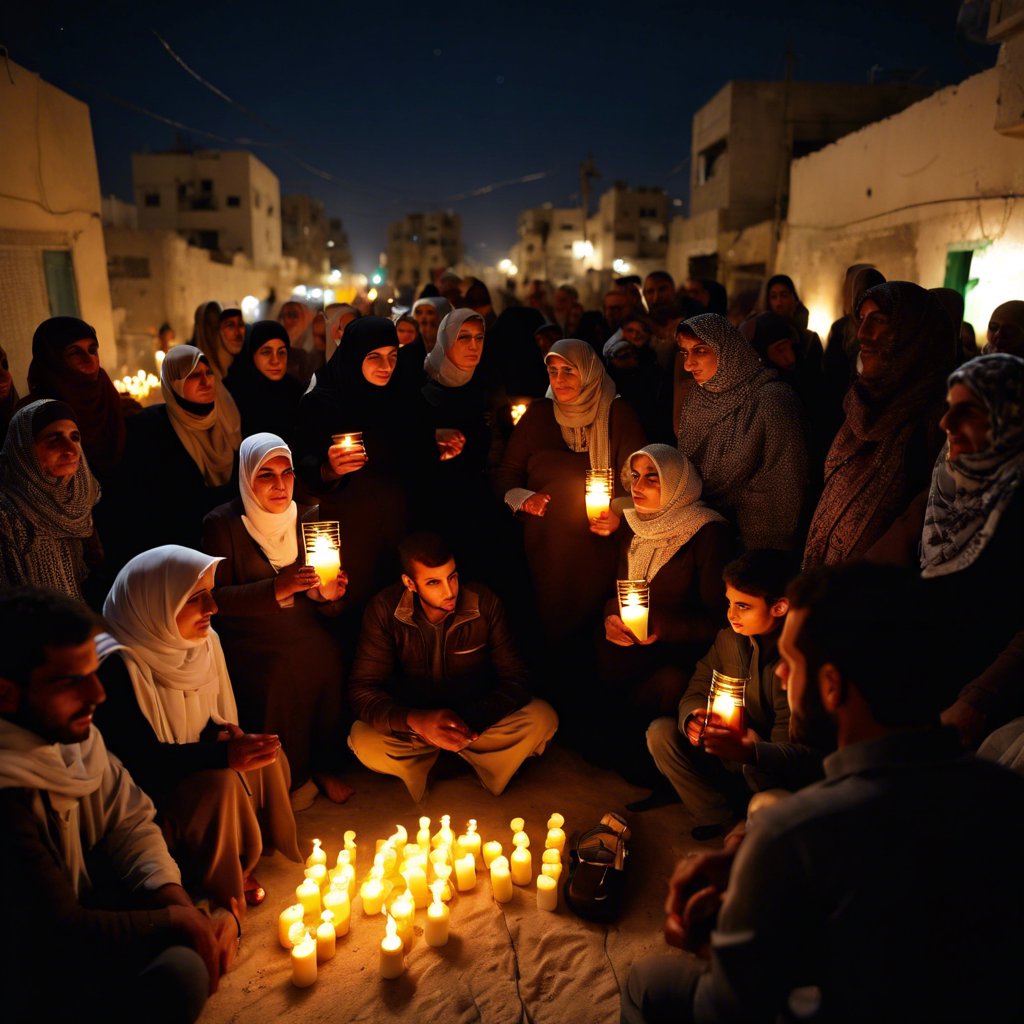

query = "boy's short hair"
[[0, 588, 99, 687], [722, 549, 801, 604], [398, 532, 454, 575]]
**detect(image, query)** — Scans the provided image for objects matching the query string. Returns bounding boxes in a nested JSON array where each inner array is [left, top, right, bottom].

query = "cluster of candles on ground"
[[112, 369, 161, 403], [278, 813, 568, 987]]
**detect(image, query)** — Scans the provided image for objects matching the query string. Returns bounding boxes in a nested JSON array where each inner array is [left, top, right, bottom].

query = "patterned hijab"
[[160, 345, 241, 486], [623, 444, 726, 582], [238, 432, 298, 570], [98, 546, 238, 744], [0, 400, 100, 597], [425, 309, 486, 388], [544, 338, 617, 471], [921, 354, 1024, 577]]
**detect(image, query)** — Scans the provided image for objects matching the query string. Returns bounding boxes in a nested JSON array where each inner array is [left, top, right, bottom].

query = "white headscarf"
[[160, 345, 241, 486], [239, 433, 298, 570], [99, 546, 238, 744], [425, 309, 485, 388], [623, 445, 726, 581], [544, 338, 617, 471]]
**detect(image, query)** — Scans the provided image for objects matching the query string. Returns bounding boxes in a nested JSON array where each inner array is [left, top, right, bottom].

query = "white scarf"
[[425, 309, 485, 388], [100, 546, 238, 744], [160, 345, 241, 486], [238, 433, 298, 570], [622, 445, 726, 582]]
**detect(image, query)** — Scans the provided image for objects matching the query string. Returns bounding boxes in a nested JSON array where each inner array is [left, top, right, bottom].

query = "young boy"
[[644, 549, 802, 838]]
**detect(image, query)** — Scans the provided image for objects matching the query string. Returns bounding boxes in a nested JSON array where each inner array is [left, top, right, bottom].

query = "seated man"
[[646, 550, 819, 838], [348, 532, 558, 801], [622, 563, 1024, 1024], [0, 588, 237, 1024]]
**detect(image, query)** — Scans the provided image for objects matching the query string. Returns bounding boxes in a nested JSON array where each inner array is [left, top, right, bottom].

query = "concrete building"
[[282, 194, 330, 273], [586, 182, 669, 281], [778, 63, 1024, 341], [512, 206, 586, 286], [667, 79, 928, 299], [133, 149, 282, 269], [327, 216, 353, 274], [0, 60, 116, 390], [386, 212, 463, 295]]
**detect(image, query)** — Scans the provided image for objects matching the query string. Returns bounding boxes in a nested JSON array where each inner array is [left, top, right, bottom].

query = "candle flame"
[[385, 914, 397, 939], [468, 818, 478, 834], [548, 813, 564, 829], [510, 402, 528, 425]]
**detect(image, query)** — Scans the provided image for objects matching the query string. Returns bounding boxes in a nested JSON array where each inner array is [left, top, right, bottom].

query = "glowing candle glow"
[[296, 877, 321, 919], [391, 889, 415, 949], [510, 401, 528, 426], [706, 669, 747, 735], [304, 863, 328, 893], [585, 468, 613, 521], [379, 915, 405, 979], [454, 852, 477, 892], [402, 862, 430, 909], [482, 840, 503, 869], [278, 903, 304, 949], [291, 930, 317, 987], [490, 855, 513, 903], [457, 819, 482, 866], [361, 877, 384, 916], [424, 880, 450, 947], [545, 813, 566, 858], [617, 580, 650, 642], [510, 831, 532, 886], [316, 911, 336, 961], [306, 838, 327, 868], [432, 814, 454, 849], [323, 884, 350, 936], [434, 863, 453, 902], [331, 431, 364, 452], [541, 847, 563, 881], [302, 521, 341, 588], [344, 830, 357, 867], [417, 816, 432, 852]]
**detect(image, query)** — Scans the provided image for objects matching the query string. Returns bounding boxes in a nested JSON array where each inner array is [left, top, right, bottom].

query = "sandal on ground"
[[243, 875, 266, 907], [565, 812, 630, 922]]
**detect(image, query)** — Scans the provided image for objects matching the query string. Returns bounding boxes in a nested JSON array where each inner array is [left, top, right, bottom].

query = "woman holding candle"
[[94, 544, 301, 911], [224, 321, 305, 441], [202, 433, 353, 809], [596, 444, 732, 779], [0, 400, 103, 600]]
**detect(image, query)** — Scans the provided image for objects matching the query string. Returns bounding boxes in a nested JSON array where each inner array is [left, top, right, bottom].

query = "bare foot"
[[314, 772, 354, 804]]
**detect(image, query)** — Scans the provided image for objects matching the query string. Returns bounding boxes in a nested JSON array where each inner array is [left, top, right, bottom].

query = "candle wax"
[[323, 887, 350, 936], [316, 914, 336, 961], [278, 903, 304, 949], [620, 602, 649, 642], [537, 874, 558, 912], [291, 932, 317, 988], [424, 901, 450, 947], [710, 692, 745, 733]]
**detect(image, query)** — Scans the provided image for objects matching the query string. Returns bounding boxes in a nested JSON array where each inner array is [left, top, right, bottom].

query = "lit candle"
[[490, 855, 514, 903], [316, 911, 336, 962], [457, 819, 482, 866], [306, 837, 327, 868], [379, 915, 405, 979], [417, 816, 432, 853], [360, 877, 384, 916], [323, 884, 350, 936], [482, 840, 503, 869], [344, 830, 357, 868], [308, 534, 340, 588], [545, 814, 566, 858], [331, 431, 363, 452], [585, 468, 613, 521], [296, 878, 321, 919], [278, 903, 304, 949], [618, 584, 650, 642], [537, 874, 558, 912], [291, 930, 318, 988], [402, 863, 431, 909], [510, 831, 532, 886], [304, 863, 328, 893], [454, 852, 477, 892], [541, 848, 562, 881], [710, 691, 744, 733], [429, 846, 451, 881], [387, 824, 408, 857], [510, 401, 528, 426], [391, 889, 415, 949], [424, 880, 450, 947], [432, 814, 454, 849], [434, 863, 453, 902]]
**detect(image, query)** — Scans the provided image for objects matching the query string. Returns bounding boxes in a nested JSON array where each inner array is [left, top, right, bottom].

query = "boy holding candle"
[[643, 550, 816, 838], [0, 588, 238, 1023]]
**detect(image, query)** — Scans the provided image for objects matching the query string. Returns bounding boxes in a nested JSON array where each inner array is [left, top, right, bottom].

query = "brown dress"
[[201, 499, 346, 790]]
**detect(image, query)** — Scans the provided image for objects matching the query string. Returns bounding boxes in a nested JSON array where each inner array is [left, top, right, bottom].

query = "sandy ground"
[[199, 743, 712, 1024]]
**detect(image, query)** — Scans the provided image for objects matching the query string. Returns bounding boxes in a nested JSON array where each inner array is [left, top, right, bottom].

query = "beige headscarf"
[[425, 309, 486, 387], [98, 546, 238, 744], [160, 345, 241, 486], [622, 444, 726, 581], [239, 432, 298, 570], [544, 338, 617, 471]]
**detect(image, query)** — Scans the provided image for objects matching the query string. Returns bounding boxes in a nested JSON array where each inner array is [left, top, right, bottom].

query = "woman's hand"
[[589, 509, 621, 536], [605, 614, 659, 647], [436, 428, 466, 461], [521, 493, 552, 517], [315, 569, 348, 602], [225, 731, 281, 773], [274, 562, 320, 602], [323, 441, 367, 481]]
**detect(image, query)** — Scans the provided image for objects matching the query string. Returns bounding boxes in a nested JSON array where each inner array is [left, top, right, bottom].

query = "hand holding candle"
[[302, 522, 341, 588], [327, 432, 367, 478], [585, 468, 613, 523], [617, 580, 650, 643]]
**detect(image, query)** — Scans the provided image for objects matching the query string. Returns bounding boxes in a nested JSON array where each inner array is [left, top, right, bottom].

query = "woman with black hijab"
[[292, 317, 440, 611], [225, 320, 305, 440]]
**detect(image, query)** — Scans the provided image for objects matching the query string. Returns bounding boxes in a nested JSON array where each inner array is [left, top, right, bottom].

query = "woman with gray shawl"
[[676, 314, 807, 551], [0, 399, 101, 598]]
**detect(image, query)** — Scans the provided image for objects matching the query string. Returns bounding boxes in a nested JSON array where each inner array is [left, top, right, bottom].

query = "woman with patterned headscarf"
[[676, 314, 807, 551], [494, 338, 646, 651], [804, 282, 954, 566]]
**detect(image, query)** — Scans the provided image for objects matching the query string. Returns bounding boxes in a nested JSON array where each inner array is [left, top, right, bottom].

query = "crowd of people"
[[1, 266, 1022, 1022]]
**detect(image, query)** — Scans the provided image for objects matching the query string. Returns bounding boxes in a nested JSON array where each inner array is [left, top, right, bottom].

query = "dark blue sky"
[[5, 0, 995, 272]]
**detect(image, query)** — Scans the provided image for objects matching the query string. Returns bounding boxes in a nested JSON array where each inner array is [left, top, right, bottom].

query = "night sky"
[[4, 0, 995, 273]]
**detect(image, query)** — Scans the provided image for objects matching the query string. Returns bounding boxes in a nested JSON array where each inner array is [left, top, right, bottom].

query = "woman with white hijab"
[[202, 433, 352, 809], [494, 339, 646, 706], [101, 345, 241, 569], [94, 544, 301, 911]]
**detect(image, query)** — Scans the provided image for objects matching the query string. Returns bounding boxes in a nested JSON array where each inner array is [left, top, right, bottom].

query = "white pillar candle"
[[379, 916, 405, 979], [429, 846, 451, 880], [291, 930, 318, 988], [306, 838, 327, 869], [510, 834, 533, 887], [304, 863, 328, 893], [424, 882, 450, 947], [541, 862, 563, 882], [537, 874, 558, 912], [456, 819, 482, 866], [432, 814, 454, 849], [620, 600, 649, 642], [391, 890, 415, 949], [296, 878, 321, 919], [308, 534, 340, 588], [323, 885, 350, 936], [434, 863, 453, 902], [490, 856, 514, 903], [403, 864, 431, 909], [344, 830, 357, 868], [482, 840, 503, 868], [454, 852, 477, 892], [545, 814, 566, 858], [417, 816, 432, 853], [316, 911, 337, 961], [360, 877, 384, 916], [710, 691, 745, 732], [585, 476, 611, 520], [278, 903, 304, 949]]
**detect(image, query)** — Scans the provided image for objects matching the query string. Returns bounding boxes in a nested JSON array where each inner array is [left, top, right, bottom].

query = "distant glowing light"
[[572, 240, 593, 260], [613, 258, 631, 274], [498, 258, 512, 272], [292, 285, 308, 298], [371, 273, 383, 285], [367, 288, 379, 301], [240, 295, 261, 322], [323, 289, 336, 305], [328, 269, 342, 283]]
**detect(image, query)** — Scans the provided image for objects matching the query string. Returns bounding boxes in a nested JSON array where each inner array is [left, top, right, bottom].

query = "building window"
[[144, 193, 160, 207], [267, 206, 274, 217], [698, 139, 727, 184], [201, 179, 213, 193], [43, 251, 80, 317], [226, 195, 241, 207], [254, 192, 262, 209]]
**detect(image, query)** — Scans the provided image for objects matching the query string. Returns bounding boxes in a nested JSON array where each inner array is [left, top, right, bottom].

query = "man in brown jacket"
[[348, 532, 557, 801]]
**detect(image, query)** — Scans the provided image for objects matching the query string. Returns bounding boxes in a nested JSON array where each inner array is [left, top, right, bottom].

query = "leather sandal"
[[565, 812, 630, 922]]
